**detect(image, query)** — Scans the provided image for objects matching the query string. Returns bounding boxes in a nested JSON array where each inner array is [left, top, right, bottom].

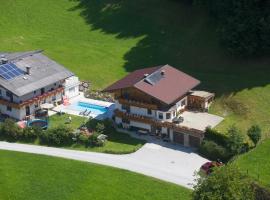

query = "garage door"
[[189, 135, 201, 148], [173, 132, 184, 145]]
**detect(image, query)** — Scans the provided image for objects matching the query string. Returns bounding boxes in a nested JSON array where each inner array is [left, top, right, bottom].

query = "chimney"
[[26, 66, 31, 75], [0, 56, 8, 64], [161, 70, 165, 76]]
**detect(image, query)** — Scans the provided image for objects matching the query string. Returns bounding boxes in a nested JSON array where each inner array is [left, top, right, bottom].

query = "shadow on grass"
[[68, 0, 270, 96]]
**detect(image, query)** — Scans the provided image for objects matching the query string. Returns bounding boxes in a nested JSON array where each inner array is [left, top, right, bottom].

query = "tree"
[[226, 125, 244, 155], [247, 125, 262, 146], [193, 165, 255, 200], [194, 0, 270, 56]]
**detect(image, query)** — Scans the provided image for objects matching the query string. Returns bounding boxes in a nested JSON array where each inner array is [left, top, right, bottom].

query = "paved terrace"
[[179, 111, 224, 131]]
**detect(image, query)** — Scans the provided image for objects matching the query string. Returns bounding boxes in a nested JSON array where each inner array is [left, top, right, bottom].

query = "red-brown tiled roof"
[[103, 65, 200, 105], [103, 66, 160, 91]]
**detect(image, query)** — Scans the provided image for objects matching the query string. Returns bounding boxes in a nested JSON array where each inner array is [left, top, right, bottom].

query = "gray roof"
[[0, 50, 74, 96]]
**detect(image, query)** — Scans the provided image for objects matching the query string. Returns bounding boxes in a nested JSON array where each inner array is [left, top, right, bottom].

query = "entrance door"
[[26, 106, 30, 116]]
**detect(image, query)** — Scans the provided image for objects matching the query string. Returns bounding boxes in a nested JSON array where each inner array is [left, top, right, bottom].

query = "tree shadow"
[[69, 0, 270, 96]]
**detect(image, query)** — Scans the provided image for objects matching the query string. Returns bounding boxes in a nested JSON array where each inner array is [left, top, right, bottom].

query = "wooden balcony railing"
[[118, 98, 158, 110], [0, 87, 64, 109], [114, 109, 204, 138]]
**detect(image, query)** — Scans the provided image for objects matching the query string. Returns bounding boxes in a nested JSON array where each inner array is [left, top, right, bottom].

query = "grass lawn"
[[234, 139, 270, 188], [49, 113, 87, 129], [48, 114, 145, 154], [1, 0, 270, 136], [0, 150, 191, 200]]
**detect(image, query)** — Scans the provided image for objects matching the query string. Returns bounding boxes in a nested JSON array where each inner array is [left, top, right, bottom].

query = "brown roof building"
[[104, 65, 217, 148], [104, 64, 200, 105]]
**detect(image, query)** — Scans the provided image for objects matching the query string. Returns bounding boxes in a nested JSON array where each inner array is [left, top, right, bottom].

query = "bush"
[[78, 134, 89, 146], [226, 125, 244, 154], [89, 132, 105, 147], [247, 125, 262, 146], [193, 165, 255, 200], [199, 140, 230, 162], [0, 119, 22, 141], [40, 126, 73, 146], [204, 127, 228, 146], [96, 123, 105, 134], [21, 126, 41, 142]]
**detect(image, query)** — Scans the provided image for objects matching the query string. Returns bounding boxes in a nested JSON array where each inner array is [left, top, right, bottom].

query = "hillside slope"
[[0, 0, 270, 134]]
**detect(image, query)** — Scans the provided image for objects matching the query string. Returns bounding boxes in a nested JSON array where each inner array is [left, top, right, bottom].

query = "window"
[[147, 109, 152, 115], [6, 91, 12, 97], [52, 96, 56, 101], [158, 113, 163, 120], [166, 112, 171, 119], [35, 104, 38, 108], [0, 89, 2, 97], [69, 87, 75, 93], [181, 99, 186, 107], [173, 111, 176, 117], [34, 91, 36, 94], [122, 105, 130, 113], [6, 106, 12, 112], [122, 118, 130, 124], [41, 88, 45, 95]]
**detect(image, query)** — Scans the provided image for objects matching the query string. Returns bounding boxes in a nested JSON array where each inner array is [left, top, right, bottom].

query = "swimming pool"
[[68, 101, 108, 116]]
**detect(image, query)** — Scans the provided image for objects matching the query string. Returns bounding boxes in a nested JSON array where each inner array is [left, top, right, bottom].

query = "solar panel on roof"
[[144, 70, 163, 85], [0, 63, 24, 80]]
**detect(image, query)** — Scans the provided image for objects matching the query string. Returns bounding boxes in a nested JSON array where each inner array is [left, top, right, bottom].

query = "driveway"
[[0, 141, 208, 189]]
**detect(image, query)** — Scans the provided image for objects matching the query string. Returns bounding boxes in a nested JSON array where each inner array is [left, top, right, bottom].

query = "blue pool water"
[[68, 101, 108, 116]]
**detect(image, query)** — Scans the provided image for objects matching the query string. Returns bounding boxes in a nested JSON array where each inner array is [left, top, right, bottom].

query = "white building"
[[104, 65, 214, 147], [0, 50, 79, 120]]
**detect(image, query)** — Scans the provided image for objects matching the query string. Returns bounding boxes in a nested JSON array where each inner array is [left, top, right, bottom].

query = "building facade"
[[104, 65, 214, 147], [0, 50, 79, 120]]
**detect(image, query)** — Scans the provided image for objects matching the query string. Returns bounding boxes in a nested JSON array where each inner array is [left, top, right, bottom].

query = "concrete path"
[[0, 141, 208, 189]]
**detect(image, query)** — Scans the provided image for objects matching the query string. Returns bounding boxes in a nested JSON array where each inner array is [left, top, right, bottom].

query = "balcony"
[[118, 98, 158, 110], [0, 87, 64, 109], [114, 109, 204, 138]]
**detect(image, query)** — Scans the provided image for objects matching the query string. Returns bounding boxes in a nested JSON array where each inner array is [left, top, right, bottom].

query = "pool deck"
[[53, 93, 115, 119]]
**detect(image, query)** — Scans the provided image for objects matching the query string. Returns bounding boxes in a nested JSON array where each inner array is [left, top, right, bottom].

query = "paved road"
[[0, 141, 208, 189]]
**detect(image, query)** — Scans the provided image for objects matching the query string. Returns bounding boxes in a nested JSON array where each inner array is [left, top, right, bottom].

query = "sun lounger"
[[85, 110, 91, 116], [87, 111, 91, 116], [79, 109, 87, 115]]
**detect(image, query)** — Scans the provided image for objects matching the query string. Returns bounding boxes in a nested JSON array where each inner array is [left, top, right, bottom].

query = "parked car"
[[200, 161, 223, 175]]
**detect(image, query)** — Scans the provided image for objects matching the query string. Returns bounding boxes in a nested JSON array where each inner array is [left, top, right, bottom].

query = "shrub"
[[78, 134, 89, 146], [198, 140, 230, 162], [96, 123, 105, 134], [193, 165, 255, 200], [0, 119, 22, 141], [247, 125, 262, 146], [40, 126, 73, 146], [21, 126, 41, 142], [204, 127, 228, 146], [89, 131, 104, 147], [226, 125, 244, 155]]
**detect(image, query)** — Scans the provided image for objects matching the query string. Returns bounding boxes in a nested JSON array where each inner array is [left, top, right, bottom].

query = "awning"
[[40, 103, 54, 110]]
